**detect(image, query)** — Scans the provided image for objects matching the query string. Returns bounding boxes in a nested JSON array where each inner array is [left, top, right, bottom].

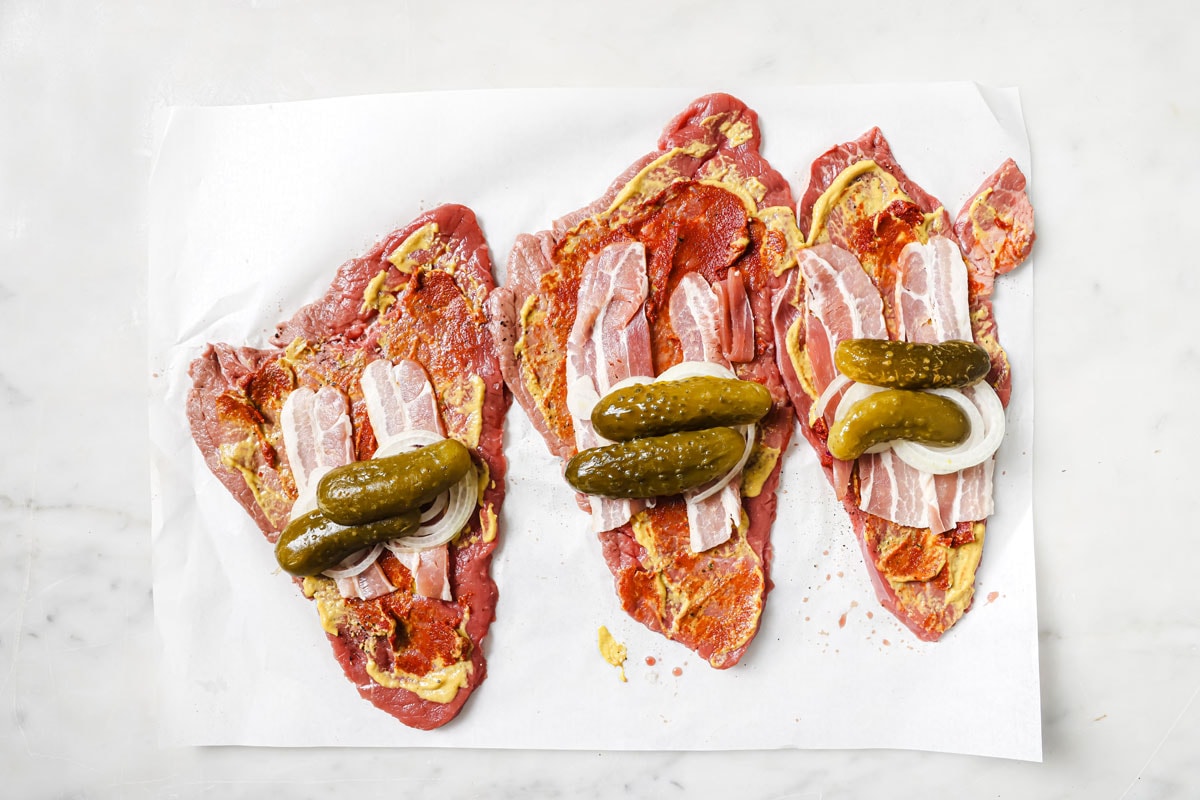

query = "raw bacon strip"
[[896, 237, 973, 345], [389, 548, 452, 602], [894, 236, 993, 530], [280, 384, 397, 601], [414, 547, 450, 597], [281, 387, 319, 499], [799, 244, 887, 499], [361, 359, 446, 443], [669, 272, 725, 363], [336, 563, 396, 601], [801, 244, 888, 389], [714, 282, 731, 355], [944, 385, 996, 523], [715, 269, 755, 363], [863, 237, 962, 531], [858, 452, 952, 533], [360, 358, 453, 601], [859, 451, 928, 527], [669, 273, 740, 553], [280, 386, 354, 517], [487, 233, 571, 455], [313, 388, 354, 468], [565, 242, 654, 532], [770, 269, 806, 413]]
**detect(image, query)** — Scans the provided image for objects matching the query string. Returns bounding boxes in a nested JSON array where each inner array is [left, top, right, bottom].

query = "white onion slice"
[[289, 464, 335, 520], [832, 381, 885, 424], [374, 429, 443, 458], [891, 383, 1005, 475], [386, 464, 477, 551], [688, 423, 756, 503], [321, 542, 385, 579], [419, 492, 448, 523], [289, 485, 319, 521], [594, 361, 736, 416], [812, 373, 852, 420], [656, 360, 736, 382], [566, 376, 601, 420]]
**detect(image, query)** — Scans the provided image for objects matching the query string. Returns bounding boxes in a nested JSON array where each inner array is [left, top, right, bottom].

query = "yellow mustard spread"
[[366, 657, 471, 704], [387, 222, 440, 274], [597, 626, 628, 682]]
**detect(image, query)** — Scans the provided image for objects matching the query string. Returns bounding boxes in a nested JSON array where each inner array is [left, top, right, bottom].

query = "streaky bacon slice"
[[770, 269, 806, 413], [669, 272, 725, 363], [668, 272, 740, 553], [855, 236, 979, 533], [799, 244, 887, 499], [800, 244, 888, 384], [895, 237, 973, 345], [280, 387, 318, 497], [389, 547, 451, 603], [943, 385, 996, 523], [858, 448, 953, 534], [361, 359, 445, 443], [899, 237, 993, 529], [280, 384, 399, 601], [360, 357, 454, 601], [565, 241, 654, 532], [313, 387, 354, 470], [283, 394, 345, 519], [281, 386, 355, 509], [715, 268, 755, 363], [335, 563, 396, 601]]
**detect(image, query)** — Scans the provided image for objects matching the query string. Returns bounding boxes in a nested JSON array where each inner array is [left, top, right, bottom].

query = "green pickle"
[[275, 508, 420, 576], [566, 426, 745, 499], [827, 390, 969, 461], [834, 339, 990, 390], [591, 376, 771, 441], [317, 438, 471, 526]]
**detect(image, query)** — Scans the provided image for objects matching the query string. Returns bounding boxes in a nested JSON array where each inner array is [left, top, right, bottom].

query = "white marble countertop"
[[3, 1, 1197, 797]]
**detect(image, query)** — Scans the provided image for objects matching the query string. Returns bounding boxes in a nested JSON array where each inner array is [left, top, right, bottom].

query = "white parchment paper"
[[149, 85, 1040, 759]]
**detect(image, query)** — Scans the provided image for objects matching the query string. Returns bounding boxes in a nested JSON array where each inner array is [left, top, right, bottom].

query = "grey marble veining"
[[3, 0, 1199, 796]]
